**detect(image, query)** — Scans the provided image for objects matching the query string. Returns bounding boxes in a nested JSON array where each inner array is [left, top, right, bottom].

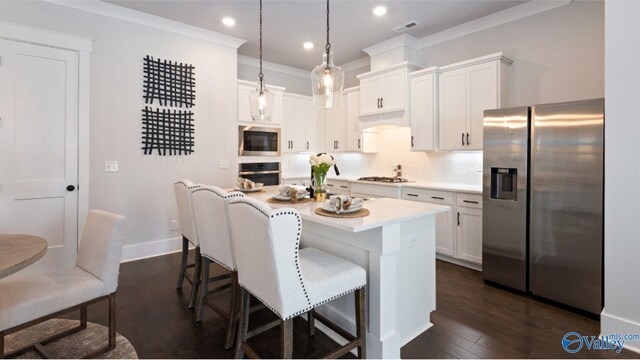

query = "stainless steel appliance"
[[483, 98, 604, 314], [238, 162, 280, 186], [238, 125, 281, 156]]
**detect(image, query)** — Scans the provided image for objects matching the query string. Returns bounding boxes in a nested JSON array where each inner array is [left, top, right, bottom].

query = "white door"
[[456, 206, 483, 264], [346, 91, 361, 152], [439, 69, 467, 150], [359, 76, 380, 115], [380, 68, 406, 112], [410, 74, 437, 151], [0, 39, 79, 273], [435, 210, 455, 257], [467, 62, 498, 150]]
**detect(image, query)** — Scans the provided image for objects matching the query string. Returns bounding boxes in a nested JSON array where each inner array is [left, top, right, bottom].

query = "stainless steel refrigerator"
[[482, 98, 604, 314]]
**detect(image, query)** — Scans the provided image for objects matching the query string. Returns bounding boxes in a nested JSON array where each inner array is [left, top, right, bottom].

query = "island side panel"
[[299, 214, 437, 359]]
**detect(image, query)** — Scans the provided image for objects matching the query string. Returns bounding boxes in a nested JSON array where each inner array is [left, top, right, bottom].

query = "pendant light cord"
[[259, 0, 264, 92], [325, 0, 331, 69]]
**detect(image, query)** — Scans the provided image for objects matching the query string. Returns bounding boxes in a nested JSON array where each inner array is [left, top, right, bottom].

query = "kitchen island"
[[244, 187, 450, 358]]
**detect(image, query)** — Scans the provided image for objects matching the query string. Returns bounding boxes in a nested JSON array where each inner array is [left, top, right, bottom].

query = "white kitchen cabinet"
[[402, 188, 454, 257], [282, 94, 307, 153], [304, 100, 317, 152], [324, 94, 348, 152], [325, 179, 350, 195], [357, 63, 420, 117], [238, 80, 285, 125], [282, 177, 310, 187], [409, 68, 439, 151], [350, 183, 401, 199], [455, 193, 483, 265], [345, 89, 378, 153], [438, 53, 511, 150]]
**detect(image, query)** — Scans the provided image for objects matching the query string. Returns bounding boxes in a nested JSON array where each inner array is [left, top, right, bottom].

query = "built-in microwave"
[[238, 125, 281, 156]]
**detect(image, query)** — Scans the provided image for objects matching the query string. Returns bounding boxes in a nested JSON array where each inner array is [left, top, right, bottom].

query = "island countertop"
[[243, 186, 450, 233]]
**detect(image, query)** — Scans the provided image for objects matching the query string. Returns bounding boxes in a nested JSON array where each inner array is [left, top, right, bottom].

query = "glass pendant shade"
[[249, 82, 274, 121], [311, 51, 344, 110]]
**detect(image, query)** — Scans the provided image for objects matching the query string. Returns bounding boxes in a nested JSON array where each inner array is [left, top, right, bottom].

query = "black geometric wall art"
[[143, 55, 196, 108], [141, 106, 194, 156]]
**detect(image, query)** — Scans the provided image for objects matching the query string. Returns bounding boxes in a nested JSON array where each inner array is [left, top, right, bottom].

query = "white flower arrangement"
[[309, 153, 336, 167]]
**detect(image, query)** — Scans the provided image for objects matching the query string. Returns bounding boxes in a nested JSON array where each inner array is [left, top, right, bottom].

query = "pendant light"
[[311, 0, 344, 110], [249, 0, 274, 121]]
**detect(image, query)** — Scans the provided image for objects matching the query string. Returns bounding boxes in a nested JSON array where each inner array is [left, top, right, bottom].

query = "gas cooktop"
[[358, 176, 409, 183]]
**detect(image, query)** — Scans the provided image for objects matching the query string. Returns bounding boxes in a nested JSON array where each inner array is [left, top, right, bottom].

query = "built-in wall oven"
[[238, 125, 280, 156], [238, 162, 281, 186]]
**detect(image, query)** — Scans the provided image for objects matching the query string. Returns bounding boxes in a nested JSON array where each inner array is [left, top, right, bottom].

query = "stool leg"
[[234, 289, 250, 359], [281, 318, 293, 359], [195, 257, 211, 322], [109, 293, 117, 349], [355, 287, 366, 359], [176, 236, 189, 290], [188, 246, 202, 309], [1, 330, 5, 359], [224, 271, 240, 350], [307, 309, 315, 336]]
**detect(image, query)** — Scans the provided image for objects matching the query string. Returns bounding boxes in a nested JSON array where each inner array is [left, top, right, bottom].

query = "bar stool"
[[228, 197, 367, 359], [173, 179, 202, 309], [191, 185, 244, 349]]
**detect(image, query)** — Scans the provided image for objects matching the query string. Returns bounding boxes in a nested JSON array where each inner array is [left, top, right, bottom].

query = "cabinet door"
[[359, 76, 380, 115], [410, 74, 437, 151], [325, 94, 347, 152], [271, 90, 284, 125], [346, 91, 362, 152], [282, 95, 306, 153], [467, 62, 498, 150], [282, 95, 295, 153], [380, 68, 406, 112], [456, 206, 483, 264], [439, 69, 467, 150], [315, 110, 326, 153], [238, 84, 253, 122], [436, 209, 455, 257], [304, 99, 316, 152]]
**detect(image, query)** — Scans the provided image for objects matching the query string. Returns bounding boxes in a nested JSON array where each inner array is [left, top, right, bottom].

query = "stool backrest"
[[228, 197, 311, 320], [191, 186, 244, 271], [174, 179, 200, 245], [77, 209, 126, 294]]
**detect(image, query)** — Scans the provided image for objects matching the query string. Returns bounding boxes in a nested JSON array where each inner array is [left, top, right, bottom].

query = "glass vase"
[[314, 170, 327, 202]]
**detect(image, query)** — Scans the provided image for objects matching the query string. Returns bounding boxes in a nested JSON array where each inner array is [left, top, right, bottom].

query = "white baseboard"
[[121, 236, 192, 263], [601, 311, 640, 354]]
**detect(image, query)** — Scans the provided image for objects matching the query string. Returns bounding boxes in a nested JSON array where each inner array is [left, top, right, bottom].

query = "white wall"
[[238, 62, 311, 96], [0, 1, 240, 259], [601, 0, 640, 353]]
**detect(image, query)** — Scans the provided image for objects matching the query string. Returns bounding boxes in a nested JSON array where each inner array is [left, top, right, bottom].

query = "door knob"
[[66, 185, 76, 191]]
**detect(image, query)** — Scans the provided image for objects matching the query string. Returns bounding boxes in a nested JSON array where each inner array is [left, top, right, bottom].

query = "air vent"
[[392, 21, 420, 33]]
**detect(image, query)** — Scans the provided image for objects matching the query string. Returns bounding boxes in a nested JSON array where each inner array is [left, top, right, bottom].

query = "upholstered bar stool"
[[191, 185, 244, 349], [174, 179, 202, 309], [228, 197, 367, 359]]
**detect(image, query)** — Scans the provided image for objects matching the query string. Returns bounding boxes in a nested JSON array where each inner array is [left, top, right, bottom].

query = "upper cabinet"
[[357, 62, 421, 121], [409, 67, 439, 152], [438, 53, 511, 151], [324, 94, 348, 152], [238, 79, 285, 125], [282, 93, 317, 153]]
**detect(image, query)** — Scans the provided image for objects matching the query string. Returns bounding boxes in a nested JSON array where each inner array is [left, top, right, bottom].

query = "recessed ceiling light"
[[303, 42, 314, 50], [222, 17, 236, 26], [373, 6, 387, 17]]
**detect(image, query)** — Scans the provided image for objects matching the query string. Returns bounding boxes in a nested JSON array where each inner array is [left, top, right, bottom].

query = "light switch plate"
[[105, 161, 118, 172], [220, 159, 229, 169], [170, 220, 179, 231]]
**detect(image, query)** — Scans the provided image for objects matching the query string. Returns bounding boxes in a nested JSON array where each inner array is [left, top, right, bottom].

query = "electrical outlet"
[[220, 159, 229, 169], [170, 220, 179, 231], [105, 161, 118, 172]]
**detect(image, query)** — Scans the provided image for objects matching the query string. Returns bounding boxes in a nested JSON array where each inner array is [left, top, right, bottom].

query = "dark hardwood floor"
[[77, 252, 634, 359]]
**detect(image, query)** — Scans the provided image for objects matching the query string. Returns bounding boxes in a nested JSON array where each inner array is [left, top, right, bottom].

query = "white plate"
[[273, 193, 307, 201], [234, 187, 263, 193], [319, 201, 364, 214]]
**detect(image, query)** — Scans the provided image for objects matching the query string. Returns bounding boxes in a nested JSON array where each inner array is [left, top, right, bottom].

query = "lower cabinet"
[[282, 177, 310, 187], [325, 179, 350, 195], [456, 205, 482, 264]]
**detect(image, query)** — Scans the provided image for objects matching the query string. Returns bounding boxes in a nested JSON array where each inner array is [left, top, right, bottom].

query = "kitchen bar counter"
[[243, 186, 449, 358]]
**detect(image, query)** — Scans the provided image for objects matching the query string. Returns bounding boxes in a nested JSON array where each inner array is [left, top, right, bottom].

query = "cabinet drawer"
[[350, 183, 400, 198], [457, 193, 482, 208], [326, 180, 350, 194], [402, 188, 453, 205]]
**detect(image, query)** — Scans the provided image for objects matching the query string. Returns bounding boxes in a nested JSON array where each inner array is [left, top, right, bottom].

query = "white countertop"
[[243, 186, 450, 233], [281, 174, 482, 194]]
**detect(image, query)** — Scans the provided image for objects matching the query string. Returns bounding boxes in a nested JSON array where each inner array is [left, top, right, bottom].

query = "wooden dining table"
[[0, 234, 48, 279]]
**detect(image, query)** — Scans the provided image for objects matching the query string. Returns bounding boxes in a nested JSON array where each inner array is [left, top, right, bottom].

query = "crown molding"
[[340, 57, 370, 72], [237, 55, 310, 78], [417, 0, 572, 48], [362, 34, 420, 58], [44, 0, 246, 48], [0, 20, 93, 52]]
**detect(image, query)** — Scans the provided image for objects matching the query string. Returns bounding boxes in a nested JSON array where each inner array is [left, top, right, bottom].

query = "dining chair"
[[174, 179, 202, 309], [228, 197, 367, 359], [0, 209, 126, 358], [190, 185, 244, 349]]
